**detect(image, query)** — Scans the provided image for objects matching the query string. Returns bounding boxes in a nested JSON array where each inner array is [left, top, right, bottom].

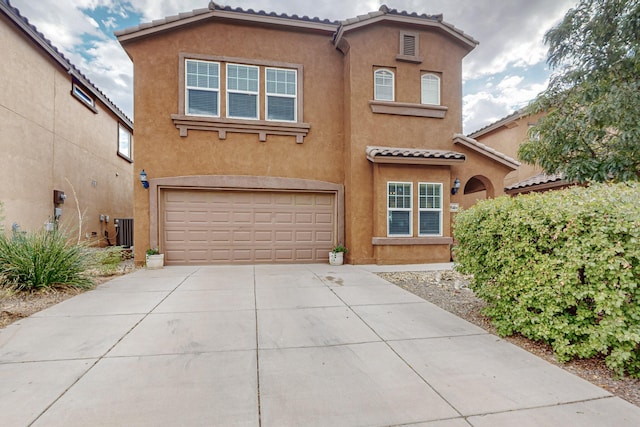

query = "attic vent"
[[403, 34, 416, 56], [396, 31, 423, 63]]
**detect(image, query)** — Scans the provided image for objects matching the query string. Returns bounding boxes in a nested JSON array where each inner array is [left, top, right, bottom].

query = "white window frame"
[[226, 63, 260, 120], [374, 68, 395, 101], [185, 59, 220, 117], [117, 124, 132, 162], [418, 182, 443, 236], [265, 67, 297, 122], [421, 73, 441, 105], [387, 182, 413, 237]]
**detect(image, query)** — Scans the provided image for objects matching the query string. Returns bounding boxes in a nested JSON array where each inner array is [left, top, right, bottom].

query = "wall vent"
[[397, 31, 423, 63]]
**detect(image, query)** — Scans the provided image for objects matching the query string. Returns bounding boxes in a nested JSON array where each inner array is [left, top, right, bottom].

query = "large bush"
[[454, 182, 640, 377], [0, 228, 94, 291]]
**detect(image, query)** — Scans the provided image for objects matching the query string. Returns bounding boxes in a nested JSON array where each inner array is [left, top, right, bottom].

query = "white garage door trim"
[[148, 175, 344, 262]]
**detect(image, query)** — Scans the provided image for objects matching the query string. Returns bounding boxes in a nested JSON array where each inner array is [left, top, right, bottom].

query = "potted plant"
[[145, 248, 164, 269], [329, 244, 348, 266]]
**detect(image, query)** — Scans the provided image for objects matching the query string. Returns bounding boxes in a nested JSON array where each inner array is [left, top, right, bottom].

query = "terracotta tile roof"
[[453, 134, 520, 170], [116, 1, 338, 39], [506, 173, 568, 191], [1, 0, 132, 127], [366, 146, 466, 162], [209, 2, 338, 24], [116, 2, 477, 52], [335, 5, 477, 49]]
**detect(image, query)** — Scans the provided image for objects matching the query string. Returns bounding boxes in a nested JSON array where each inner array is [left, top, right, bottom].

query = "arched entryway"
[[460, 175, 494, 209]]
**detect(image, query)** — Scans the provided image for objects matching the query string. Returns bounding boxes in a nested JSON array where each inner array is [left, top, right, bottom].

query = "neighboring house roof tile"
[[506, 173, 569, 192], [467, 107, 529, 139], [1, 0, 133, 128], [452, 134, 520, 170], [366, 146, 466, 164]]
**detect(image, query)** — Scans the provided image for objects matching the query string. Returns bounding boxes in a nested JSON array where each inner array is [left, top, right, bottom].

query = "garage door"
[[162, 189, 336, 264]]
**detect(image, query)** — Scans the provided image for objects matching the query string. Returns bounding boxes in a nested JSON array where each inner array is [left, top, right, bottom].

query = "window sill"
[[369, 101, 447, 118], [372, 237, 453, 245], [171, 114, 310, 143], [117, 152, 133, 163]]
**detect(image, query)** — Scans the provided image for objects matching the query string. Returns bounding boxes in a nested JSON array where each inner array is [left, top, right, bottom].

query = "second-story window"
[[421, 73, 440, 105], [266, 68, 297, 122], [374, 69, 394, 101], [117, 124, 133, 162], [186, 59, 219, 116], [227, 64, 259, 119]]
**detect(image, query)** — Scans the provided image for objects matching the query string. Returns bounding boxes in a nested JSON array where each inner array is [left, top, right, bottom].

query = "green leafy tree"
[[519, 0, 640, 182]]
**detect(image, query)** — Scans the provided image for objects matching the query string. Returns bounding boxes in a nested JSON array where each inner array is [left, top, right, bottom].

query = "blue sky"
[[10, 0, 577, 133]]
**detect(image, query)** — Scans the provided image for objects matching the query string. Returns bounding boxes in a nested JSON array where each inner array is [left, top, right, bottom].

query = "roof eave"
[[116, 8, 337, 44], [366, 156, 465, 165], [334, 14, 478, 51], [453, 134, 520, 170], [505, 180, 571, 195], [1, 1, 133, 127], [468, 107, 529, 139]]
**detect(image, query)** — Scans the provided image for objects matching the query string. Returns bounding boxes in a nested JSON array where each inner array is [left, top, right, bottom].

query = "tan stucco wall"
[[473, 112, 546, 188], [0, 15, 133, 242], [122, 15, 510, 265], [124, 21, 345, 263], [340, 23, 472, 264]]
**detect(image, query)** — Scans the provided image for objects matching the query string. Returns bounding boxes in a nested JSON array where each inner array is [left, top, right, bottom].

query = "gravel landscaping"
[[378, 270, 640, 408]]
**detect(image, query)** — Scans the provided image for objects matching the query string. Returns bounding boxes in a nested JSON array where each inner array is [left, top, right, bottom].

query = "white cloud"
[[9, 0, 577, 129], [463, 74, 549, 133]]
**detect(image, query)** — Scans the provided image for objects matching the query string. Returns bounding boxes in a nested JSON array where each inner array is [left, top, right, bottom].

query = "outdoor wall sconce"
[[451, 178, 461, 195], [139, 169, 149, 189]]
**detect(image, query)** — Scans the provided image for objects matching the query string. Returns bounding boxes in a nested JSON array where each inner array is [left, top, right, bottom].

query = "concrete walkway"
[[1, 264, 640, 426]]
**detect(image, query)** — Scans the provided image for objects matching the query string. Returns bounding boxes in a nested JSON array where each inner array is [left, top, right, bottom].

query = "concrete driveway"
[[1, 264, 640, 426]]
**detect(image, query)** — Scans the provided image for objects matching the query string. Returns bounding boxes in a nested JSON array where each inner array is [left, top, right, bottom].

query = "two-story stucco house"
[[0, 0, 133, 245], [469, 109, 572, 195], [116, 2, 519, 266]]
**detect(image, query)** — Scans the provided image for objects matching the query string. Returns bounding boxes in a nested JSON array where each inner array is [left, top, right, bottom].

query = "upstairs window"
[[374, 69, 394, 101], [186, 59, 219, 116], [71, 82, 97, 113], [421, 73, 441, 105], [266, 68, 297, 122], [418, 183, 442, 236], [227, 64, 259, 119], [388, 182, 412, 236], [118, 124, 132, 161]]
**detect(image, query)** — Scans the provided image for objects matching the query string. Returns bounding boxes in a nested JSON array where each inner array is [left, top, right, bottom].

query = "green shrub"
[[454, 182, 640, 377], [90, 246, 126, 276], [0, 228, 94, 291]]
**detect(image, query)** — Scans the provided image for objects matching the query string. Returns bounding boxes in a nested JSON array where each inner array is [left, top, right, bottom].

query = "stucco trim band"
[[171, 115, 311, 143], [148, 175, 344, 251], [369, 100, 448, 118], [372, 237, 453, 245]]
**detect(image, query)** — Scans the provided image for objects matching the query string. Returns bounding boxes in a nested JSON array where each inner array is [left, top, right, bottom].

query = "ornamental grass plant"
[[0, 228, 94, 291]]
